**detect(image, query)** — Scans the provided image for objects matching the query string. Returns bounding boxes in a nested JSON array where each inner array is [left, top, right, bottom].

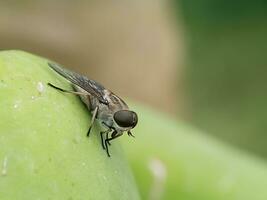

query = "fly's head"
[[113, 110, 138, 137]]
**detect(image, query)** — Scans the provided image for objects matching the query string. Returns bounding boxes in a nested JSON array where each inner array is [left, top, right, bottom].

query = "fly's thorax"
[[104, 90, 129, 111], [96, 103, 115, 127]]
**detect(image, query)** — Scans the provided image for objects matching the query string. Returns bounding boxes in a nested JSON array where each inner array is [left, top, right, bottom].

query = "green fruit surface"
[[121, 105, 267, 200], [0, 50, 140, 200]]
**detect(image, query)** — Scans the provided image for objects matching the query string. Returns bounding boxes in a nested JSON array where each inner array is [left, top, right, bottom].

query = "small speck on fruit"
[[1, 156, 8, 176], [37, 81, 45, 94]]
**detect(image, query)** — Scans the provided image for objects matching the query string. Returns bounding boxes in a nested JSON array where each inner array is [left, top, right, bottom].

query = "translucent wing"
[[48, 62, 108, 104]]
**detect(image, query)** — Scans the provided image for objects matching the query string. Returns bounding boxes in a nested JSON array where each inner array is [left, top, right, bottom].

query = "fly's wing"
[[48, 62, 108, 105]]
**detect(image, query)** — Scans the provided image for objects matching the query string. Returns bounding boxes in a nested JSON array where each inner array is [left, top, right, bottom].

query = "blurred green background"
[[1, 0, 267, 198], [176, 0, 267, 157]]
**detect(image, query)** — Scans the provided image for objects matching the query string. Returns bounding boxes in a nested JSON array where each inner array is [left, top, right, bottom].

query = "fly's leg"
[[104, 131, 123, 157], [108, 131, 122, 143], [101, 122, 115, 146], [48, 83, 97, 138], [104, 130, 115, 157], [100, 129, 110, 149], [106, 131, 111, 146], [106, 130, 119, 146], [104, 135, 111, 157], [87, 106, 99, 137], [100, 131, 105, 149], [47, 83, 87, 95], [127, 131, 135, 138]]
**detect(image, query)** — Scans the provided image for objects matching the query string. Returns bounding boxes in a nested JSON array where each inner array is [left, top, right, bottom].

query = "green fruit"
[[0, 50, 140, 200], [121, 105, 267, 200]]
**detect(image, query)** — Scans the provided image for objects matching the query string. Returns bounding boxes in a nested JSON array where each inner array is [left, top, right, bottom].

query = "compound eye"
[[114, 110, 138, 128]]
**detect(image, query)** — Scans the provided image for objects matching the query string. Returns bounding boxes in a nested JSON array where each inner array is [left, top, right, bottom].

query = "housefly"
[[47, 62, 138, 157]]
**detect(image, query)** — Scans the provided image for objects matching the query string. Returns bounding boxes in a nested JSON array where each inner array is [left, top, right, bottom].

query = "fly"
[[47, 62, 138, 157]]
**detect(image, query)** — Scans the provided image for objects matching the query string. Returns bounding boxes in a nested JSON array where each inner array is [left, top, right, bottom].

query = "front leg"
[[101, 122, 115, 146], [106, 131, 111, 146], [107, 130, 121, 146], [100, 129, 111, 149], [104, 131, 123, 157]]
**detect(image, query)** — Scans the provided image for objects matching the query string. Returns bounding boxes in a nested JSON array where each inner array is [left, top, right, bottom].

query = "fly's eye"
[[113, 110, 138, 128]]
